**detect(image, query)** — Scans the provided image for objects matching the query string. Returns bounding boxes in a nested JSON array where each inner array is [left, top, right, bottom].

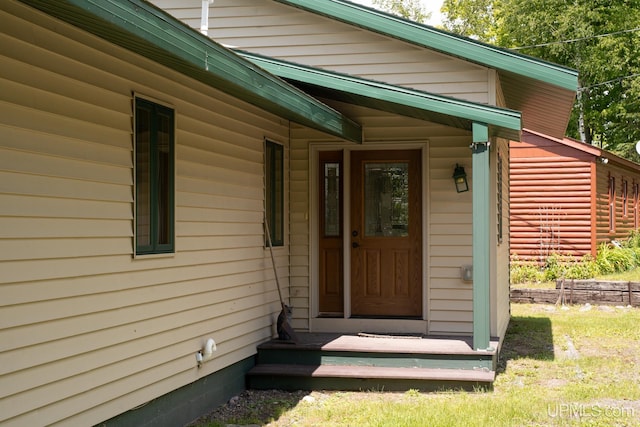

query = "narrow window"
[[265, 140, 284, 246], [135, 98, 175, 255], [622, 179, 628, 217], [634, 183, 639, 229], [609, 175, 616, 232]]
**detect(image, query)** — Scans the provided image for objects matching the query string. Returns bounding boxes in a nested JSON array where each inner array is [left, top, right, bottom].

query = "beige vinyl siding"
[[289, 135, 313, 331], [154, 0, 492, 104], [428, 134, 474, 335], [0, 2, 288, 426]]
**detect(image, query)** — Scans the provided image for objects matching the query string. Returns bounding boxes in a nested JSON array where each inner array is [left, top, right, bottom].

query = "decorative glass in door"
[[364, 163, 409, 237]]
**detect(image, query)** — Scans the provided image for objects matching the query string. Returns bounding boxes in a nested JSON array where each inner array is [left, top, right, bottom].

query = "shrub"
[[510, 255, 543, 284], [622, 229, 640, 249], [510, 253, 600, 284], [542, 253, 560, 281], [565, 254, 599, 279], [510, 229, 640, 284], [596, 242, 635, 274]]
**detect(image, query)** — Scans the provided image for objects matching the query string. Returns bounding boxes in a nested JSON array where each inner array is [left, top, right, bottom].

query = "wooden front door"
[[350, 150, 422, 317]]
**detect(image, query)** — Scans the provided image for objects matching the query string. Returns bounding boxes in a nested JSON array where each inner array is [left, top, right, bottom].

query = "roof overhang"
[[17, 0, 362, 143], [238, 51, 522, 141], [274, 0, 578, 138]]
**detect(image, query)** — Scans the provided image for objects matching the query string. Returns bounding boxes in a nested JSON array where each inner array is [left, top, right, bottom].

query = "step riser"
[[248, 375, 492, 392], [257, 349, 495, 371]]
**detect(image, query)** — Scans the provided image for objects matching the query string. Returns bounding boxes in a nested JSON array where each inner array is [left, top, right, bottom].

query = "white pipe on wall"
[[200, 0, 214, 36]]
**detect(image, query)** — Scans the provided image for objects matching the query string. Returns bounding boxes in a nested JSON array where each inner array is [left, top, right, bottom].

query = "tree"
[[441, 0, 499, 41], [442, 0, 640, 160], [371, 0, 431, 23]]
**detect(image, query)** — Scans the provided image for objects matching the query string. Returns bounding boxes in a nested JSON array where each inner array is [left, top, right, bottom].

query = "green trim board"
[[18, 0, 362, 143], [238, 51, 522, 141], [274, 0, 578, 91], [471, 123, 492, 351], [257, 348, 495, 371], [248, 371, 492, 392], [99, 357, 254, 427]]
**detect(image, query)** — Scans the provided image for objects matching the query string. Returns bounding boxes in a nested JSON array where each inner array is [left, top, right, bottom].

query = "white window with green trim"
[[265, 140, 284, 247], [134, 97, 175, 255]]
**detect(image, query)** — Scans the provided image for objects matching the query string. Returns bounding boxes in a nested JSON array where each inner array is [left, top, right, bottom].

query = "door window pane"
[[364, 162, 409, 237], [324, 162, 341, 237]]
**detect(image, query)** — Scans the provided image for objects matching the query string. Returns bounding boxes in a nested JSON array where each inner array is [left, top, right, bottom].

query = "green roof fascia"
[[18, 0, 362, 143], [275, 0, 578, 92], [239, 51, 521, 139]]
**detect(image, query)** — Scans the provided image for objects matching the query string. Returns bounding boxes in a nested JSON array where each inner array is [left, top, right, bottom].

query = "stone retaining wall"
[[510, 280, 640, 306]]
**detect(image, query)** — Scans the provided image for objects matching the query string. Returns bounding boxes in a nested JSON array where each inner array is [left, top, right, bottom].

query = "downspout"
[[471, 123, 493, 351], [200, 0, 214, 36]]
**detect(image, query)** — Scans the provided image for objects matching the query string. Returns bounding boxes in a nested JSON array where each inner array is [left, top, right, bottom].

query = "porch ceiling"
[[275, 0, 578, 139], [17, 0, 362, 143], [238, 51, 522, 141]]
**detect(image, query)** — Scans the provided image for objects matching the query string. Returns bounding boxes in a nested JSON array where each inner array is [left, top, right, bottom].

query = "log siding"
[[510, 130, 640, 264]]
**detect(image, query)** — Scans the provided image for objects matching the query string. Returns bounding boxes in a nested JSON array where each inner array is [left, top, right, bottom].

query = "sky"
[[350, 0, 444, 26]]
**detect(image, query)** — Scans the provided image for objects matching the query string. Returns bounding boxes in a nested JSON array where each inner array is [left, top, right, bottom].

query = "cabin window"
[[634, 183, 639, 229], [622, 179, 628, 217], [134, 98, 175, 255], [265, 140, 284, 246], [608, 175, 616, 232]]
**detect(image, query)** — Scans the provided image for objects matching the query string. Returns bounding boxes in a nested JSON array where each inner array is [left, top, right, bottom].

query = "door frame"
[[309, 142, 430, 333]]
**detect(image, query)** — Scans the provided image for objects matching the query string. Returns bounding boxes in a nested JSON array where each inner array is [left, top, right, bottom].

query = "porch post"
[[471, 122, 492, 351]]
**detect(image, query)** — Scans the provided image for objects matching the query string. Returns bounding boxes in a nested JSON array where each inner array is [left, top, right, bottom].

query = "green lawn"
[[198, 304, 640, 426]]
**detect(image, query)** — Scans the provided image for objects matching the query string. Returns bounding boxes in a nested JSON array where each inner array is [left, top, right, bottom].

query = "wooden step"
[[247, 364, 495, 392], [255, 334, 498, 371]]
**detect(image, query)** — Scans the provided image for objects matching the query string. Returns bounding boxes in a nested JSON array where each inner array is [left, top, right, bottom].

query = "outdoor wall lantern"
[[453, 164, 469, 193]]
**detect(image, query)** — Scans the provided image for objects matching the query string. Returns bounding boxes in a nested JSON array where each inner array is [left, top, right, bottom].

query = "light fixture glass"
[[453, 164, 469, 193]]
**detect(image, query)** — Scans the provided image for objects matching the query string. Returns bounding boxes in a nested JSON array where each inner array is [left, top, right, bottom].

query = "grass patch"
[[193, 304, 640, 426], [597, 268, 640, 282]]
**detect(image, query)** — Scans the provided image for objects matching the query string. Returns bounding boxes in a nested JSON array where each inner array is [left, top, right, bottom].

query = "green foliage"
[[622, 229, 640, 249], [542, 253, 601, 281], [509, 255, 543, 284], [371, 0, 431, 23], [596, 242, 636, 274], [564, 254, 599, 279], [441, 0, 499, 42], [501, 0, 640, 153], [510, 252, 600, 284], [511, 230, 640, 284], [441, 0, 640, 158]]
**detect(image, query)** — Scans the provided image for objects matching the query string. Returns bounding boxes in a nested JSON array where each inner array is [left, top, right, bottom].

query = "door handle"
[[352, 242, 360, 248]]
